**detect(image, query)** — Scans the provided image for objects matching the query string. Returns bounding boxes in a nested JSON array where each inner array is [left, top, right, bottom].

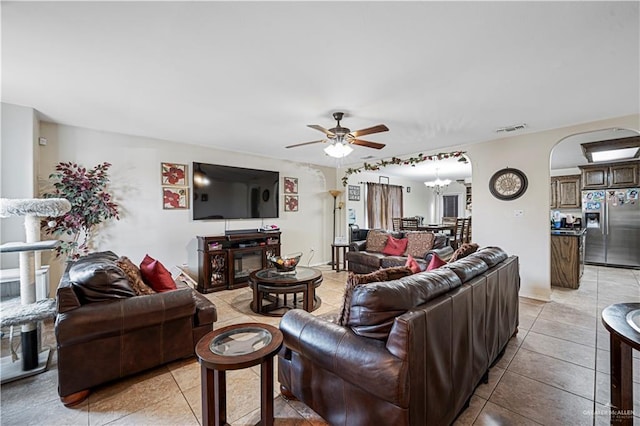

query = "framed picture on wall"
[[161, 163, 188, 186], [284, 177, 298, 194], [284, 195, 299, 212], [163, 187, 189, 209], [348, 185, 360, 201]]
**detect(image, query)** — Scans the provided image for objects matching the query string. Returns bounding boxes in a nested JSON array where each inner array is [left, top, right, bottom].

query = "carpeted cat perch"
[[0, 198, 70, 383]]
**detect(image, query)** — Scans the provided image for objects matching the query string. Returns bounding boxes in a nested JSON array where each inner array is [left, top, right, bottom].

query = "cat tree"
[[0, 198, 70, 383]]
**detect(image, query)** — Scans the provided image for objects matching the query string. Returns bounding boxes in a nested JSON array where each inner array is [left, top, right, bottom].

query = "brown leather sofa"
[[346, 229, 454, 273], [278, 247, 519, 425], [55, 251, 217, 405]]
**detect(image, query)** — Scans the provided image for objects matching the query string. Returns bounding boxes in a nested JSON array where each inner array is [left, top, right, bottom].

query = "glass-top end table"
[[196, 323, 283, 426], [209, 326, 273, 356]]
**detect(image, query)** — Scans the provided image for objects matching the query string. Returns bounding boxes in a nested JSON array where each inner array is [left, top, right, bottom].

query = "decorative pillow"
[[404, 231, 436, 258], [449, 242, 480, 263], [382, 235, 408, 256], [365, 230, 389, 253], [116, 256, 156, 296], [139, 254, 178, 293], [337, 266, 413, 326], [68, 251, 136, 304], [427, 253, 447, 271], [405, 254, 421, 274]]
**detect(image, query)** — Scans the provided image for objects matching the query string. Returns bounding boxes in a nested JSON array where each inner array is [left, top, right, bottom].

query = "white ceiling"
[[2, 1, 639, 179]]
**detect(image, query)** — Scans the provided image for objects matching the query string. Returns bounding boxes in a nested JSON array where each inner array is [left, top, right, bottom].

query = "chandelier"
[[424, 169, 451, 195]]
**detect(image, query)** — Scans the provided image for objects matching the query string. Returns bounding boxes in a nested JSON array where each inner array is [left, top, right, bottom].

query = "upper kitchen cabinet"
[[580, 160, 639, 189], [550, 175, 581, 208]]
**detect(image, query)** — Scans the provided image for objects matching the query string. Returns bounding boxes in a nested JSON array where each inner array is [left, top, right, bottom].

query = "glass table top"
[[255, 266, 319, 281], [209, 326, 273, 356]]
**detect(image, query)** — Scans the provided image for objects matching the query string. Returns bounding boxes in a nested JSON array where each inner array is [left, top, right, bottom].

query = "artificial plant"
[[42, 161, 120, 259]]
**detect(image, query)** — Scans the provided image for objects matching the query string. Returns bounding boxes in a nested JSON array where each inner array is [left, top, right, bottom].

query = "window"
[[442, 195, 458, 217]]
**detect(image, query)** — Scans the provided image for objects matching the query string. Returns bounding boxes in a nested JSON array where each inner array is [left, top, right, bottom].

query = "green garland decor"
[[341, 150, 466, 186]]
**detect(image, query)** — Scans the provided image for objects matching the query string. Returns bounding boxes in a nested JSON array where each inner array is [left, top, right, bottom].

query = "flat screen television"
[[192, 162, 279, 220]]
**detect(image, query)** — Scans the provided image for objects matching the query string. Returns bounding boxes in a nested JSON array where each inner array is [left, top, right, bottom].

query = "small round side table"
[[196, 323, 283, 426]]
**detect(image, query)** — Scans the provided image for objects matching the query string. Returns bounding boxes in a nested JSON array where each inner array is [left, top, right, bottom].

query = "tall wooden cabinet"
[[197, 231, 281, 293], [550, 175, 581, 208]]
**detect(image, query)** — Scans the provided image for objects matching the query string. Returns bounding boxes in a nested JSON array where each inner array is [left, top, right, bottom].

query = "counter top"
[[550, 228, 586, 237]]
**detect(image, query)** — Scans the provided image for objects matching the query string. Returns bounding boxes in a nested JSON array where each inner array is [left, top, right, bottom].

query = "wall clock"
[[489, 168, 528, 200]]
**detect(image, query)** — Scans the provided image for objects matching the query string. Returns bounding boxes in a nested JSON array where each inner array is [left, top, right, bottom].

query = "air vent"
[[496, 123, 527, 133], [361, 155, 376, 160]]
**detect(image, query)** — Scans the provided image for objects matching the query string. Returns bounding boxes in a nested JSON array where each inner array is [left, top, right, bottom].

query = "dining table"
[[417, 223, 455, 234]]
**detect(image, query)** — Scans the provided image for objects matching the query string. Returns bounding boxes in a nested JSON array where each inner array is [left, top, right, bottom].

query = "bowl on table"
[[269, 252, 302, 272]]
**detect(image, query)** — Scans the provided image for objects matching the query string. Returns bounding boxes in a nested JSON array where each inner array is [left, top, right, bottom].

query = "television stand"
[[196, 231, 281, 293]]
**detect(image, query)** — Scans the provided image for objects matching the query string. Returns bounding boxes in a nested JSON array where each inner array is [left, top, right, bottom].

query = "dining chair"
[[463, 217, 472, 243], [442, 216, 457, 225], [392, 218, 402, 231], [450, 217, 465, 249], [401, 217, 419, 230]]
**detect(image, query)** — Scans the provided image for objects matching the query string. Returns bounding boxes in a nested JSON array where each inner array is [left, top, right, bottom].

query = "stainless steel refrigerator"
[[582, 188, 640, 268]]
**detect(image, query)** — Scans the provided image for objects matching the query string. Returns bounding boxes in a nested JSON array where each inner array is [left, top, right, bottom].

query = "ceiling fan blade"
[[350, 124, 389, 138], [285, 140, 325, 149], [351, 139, 386, 150], [307, 124, 335, 137]]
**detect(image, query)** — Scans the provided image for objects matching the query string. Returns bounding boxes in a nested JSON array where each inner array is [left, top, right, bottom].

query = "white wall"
[[467, 114, 639, 301], [0, 103, 39, 269], [38, 123, 336, 291]]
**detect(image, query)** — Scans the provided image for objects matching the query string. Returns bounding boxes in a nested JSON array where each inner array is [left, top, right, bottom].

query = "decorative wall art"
[[163, 187, 189, 209], [284, 195, 299, 212], [161, 163, 188, 186], [284, 177, 298, 194], [348, 185, 361, 201]]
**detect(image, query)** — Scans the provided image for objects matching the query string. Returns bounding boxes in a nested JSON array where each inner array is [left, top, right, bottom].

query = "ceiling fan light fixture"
[[324, 142, 353, 158]]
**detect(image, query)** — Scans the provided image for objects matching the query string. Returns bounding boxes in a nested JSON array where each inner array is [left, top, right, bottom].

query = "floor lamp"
[[328, 190, 343, 243]]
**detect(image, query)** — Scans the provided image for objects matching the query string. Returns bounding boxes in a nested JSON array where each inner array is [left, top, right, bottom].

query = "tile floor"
[[1, 264, 638, 425]]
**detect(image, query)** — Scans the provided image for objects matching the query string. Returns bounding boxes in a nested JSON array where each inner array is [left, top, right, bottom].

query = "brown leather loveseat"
[[346, 229, 454, 273], [55, 251, 217, 405], [278, 247, 519, 425]]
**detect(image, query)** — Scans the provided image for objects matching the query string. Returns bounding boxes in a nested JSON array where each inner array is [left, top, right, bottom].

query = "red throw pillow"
[[139, 254, 177, 293], [405, 254, 421, 274], [382, 235, 408, 256], [427, 253, 447, 271]]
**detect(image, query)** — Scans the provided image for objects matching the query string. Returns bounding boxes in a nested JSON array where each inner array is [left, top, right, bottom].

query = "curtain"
[[366, 183, 403, 230]]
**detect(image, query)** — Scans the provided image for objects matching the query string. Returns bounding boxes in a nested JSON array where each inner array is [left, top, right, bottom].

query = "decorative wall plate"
[[489, 168, 528, 200]]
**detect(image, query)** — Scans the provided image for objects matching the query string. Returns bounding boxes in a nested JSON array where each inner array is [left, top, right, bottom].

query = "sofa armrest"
[[279, 309, 406, 405], [424, 245, 454, 263], [56, 287, 195, 346], [349, 240, 367, 251]]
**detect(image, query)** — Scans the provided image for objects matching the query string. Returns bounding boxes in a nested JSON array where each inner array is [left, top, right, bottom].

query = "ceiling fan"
[[286, 112, 389, 155]]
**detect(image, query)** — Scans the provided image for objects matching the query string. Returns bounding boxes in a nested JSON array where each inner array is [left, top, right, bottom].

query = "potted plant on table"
[[42, 161, 120, 260]]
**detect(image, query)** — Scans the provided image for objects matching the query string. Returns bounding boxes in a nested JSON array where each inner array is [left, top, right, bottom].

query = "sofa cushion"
[[68, 251, 136, 304], [345, 251, 387, 269], [382, 236, 408, 256], [449, 242, 479, 262], [140, 254, 178, 293], [426, 253, 447, 271], [347, 268, 462, 340], [466, 246, 508, 267], [444, 256, 489, 282], [337, 266, 413, 326], [365, 230, 389, 253], [117, 256, 156, 296], [405, 254, 421, 274], [404, 231, 435, 258]]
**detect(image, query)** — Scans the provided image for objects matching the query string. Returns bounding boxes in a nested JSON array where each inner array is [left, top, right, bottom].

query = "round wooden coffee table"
[[196, 323, 283, 426], [249, 267, 322, 316]]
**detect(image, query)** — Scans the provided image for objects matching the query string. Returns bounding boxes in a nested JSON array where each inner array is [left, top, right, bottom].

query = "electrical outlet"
[[514, 209, 524, 217]]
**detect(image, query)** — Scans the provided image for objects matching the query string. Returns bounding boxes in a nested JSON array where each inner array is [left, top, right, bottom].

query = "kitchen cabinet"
[[550, 229, 585, 289], [580, 160, 639, 189], [550, 175, 581, 208]]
